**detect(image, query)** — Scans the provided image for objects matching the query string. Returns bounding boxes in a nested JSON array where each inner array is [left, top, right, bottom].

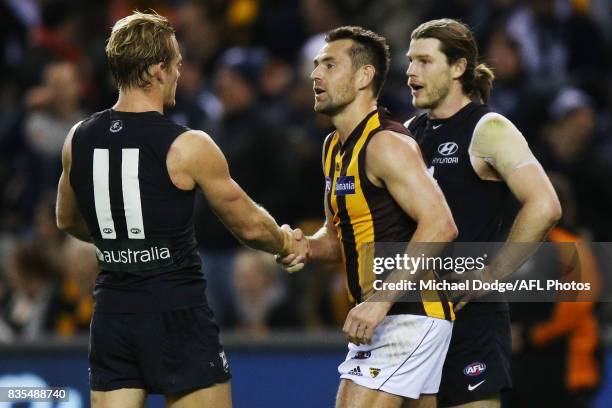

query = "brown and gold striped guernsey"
[[323, 109, 454, 321]]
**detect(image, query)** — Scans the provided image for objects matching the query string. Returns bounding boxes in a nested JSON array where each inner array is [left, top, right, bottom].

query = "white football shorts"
[[338, 314, 453, 399]]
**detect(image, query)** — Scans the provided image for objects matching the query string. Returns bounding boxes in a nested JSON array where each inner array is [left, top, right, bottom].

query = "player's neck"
[[332, 97, 377, 144], [113, 87, 164, 114], [428, 90, 472, 120]]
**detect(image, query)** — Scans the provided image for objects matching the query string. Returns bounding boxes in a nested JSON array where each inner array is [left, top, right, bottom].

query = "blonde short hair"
[[105, 10, 177, 89]]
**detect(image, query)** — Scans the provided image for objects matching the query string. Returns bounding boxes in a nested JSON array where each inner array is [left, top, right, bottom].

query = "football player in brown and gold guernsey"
[[279, 26, 458, 408]]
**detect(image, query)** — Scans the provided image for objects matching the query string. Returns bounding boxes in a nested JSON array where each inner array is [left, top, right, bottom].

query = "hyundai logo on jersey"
[[438, 142, 459, 156], [335, 176, 356, 196]]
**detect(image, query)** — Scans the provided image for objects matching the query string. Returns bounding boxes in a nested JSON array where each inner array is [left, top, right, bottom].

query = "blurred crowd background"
[[0, 0, 612, 405]]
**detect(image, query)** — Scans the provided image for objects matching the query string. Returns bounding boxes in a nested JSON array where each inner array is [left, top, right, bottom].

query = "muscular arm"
[[366, 130, 458, 243], [363, 131, 457, 304], [470, 113, 561, 278], [342, 130, 457, 344], [56, 121, 92, 242], [471, 114, 561, 241], [167, 130, 294, 255]]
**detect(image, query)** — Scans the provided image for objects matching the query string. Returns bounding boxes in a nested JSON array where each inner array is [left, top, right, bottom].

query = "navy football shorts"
[[438, 310, 512, 407], [89, 305, 231, 395]]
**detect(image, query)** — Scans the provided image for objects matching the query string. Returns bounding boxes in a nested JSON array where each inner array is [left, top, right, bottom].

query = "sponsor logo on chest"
[[335, 176, 356, 196], [432, 141, 459, 164]]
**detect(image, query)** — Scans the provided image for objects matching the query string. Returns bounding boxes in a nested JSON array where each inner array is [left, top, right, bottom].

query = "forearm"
[[308, 224, 341, 263], [506, 199, 559, 242], [369, 216, 457, 304], [486, 199, 560, 280], [411, 215, 458, 243], [228, 203, 290, 255]]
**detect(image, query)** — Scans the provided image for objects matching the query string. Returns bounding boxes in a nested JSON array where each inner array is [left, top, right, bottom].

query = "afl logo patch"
[[110, 120, 123, 133], [352, 351, 371, 360], [438, 142, 458, 156], [102, 228, 114, 234], [464, 362, 486, 377], [130, 228, 141, 234]]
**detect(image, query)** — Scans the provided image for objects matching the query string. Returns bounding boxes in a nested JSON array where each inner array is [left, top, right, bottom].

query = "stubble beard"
[[415, 75, 452, 110], [314, 86, 355, 117]]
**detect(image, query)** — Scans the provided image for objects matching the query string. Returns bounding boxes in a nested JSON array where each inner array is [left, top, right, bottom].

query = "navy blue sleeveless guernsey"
[[408, 102, 510, 315], [70, 109, 205, 312]]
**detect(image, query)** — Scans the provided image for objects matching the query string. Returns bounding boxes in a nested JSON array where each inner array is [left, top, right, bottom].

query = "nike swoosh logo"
[[432, 124, 442, 130], [468, 380, 486, 391]]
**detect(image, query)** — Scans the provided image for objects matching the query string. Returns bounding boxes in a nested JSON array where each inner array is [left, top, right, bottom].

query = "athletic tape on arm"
[[469, 112, 537, 176]]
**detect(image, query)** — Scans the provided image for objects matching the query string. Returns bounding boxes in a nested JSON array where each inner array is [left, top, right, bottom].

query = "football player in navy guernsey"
[[55, 11, 307, 408], [404, 19, 561, 408]]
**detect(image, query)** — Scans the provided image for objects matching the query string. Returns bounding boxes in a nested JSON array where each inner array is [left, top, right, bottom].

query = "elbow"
[[532, 191, 562, 226], [543, 196, 563, 226], [431, 215, 458, 242], [56, 215, 70, 232], [443, 218, 459, 242]]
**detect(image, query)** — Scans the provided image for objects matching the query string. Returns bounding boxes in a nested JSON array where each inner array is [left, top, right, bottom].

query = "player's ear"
[[149, 62, 165, 84], [357, 65, 375, 91], [451, 57, 467, 80]]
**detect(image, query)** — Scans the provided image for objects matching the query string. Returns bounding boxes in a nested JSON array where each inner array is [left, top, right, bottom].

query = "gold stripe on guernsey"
[[325, 133, 353, 302], [344, 113, 380, 298], [326, 132, 340, 218], [421, 271, 455, 320]]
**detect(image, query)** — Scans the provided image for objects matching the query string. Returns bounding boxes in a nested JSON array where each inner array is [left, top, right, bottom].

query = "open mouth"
[[314, 86, 326, 96], [410, 84, 424, 92]]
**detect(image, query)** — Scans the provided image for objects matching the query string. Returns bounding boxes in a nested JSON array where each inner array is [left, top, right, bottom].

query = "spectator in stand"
[[231, 250, 300, 334], [50, 238, 97, 337], [0, 243, 61, 340], [505, 0, 608, 87], [484, 28, 540, 136], [537, 87, 612, 241], [508, 173, 602, 408], [18, 0, 84, 93], [23, 61, 85, 198], [194, 47, 294, 325]]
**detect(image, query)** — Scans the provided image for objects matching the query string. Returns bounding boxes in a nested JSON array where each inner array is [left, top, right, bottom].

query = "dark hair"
[[411, 19, 494, 103], [325, 26, 390, 98]]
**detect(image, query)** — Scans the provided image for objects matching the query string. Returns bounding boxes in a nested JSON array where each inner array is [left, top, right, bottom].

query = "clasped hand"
[[276, 224, 310, 273]]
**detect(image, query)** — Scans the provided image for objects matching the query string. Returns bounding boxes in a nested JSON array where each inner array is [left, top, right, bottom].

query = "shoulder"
[[367, 130, 420, 163], [167, 130, 226, 189], [471, 112, 527, 151], [63, 120, 84, 152], [170, 129, 219, 158], [473, 112, 521, 137], [60, 120, 84, 167]]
